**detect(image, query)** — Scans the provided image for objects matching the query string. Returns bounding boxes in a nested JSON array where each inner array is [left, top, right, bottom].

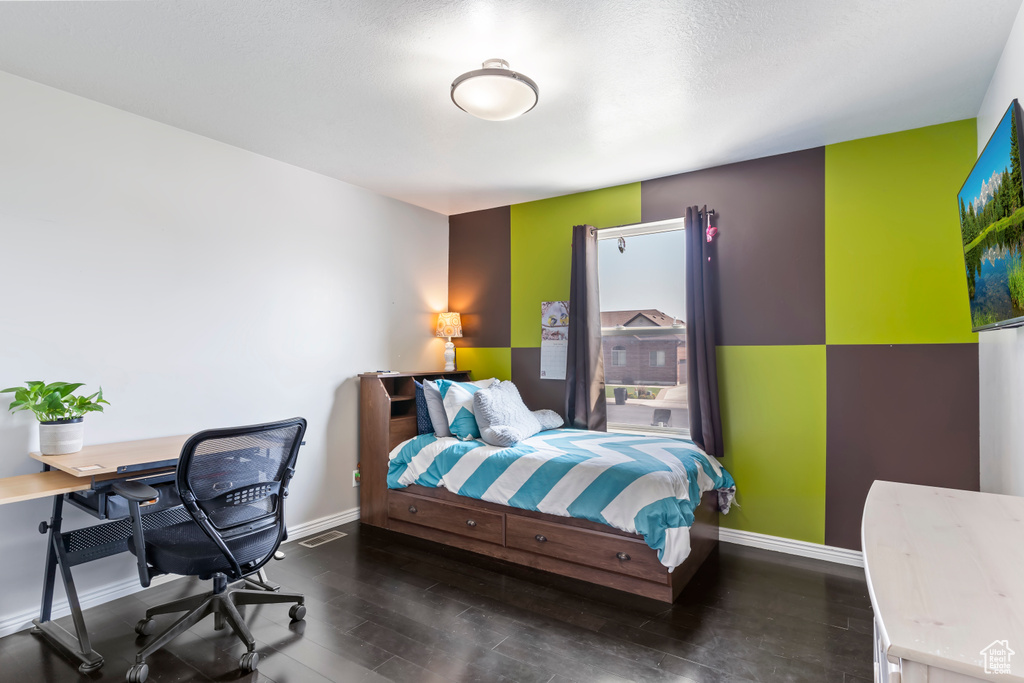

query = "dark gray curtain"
[[565, 224, 607, 430], [685, 206, 724, 456]]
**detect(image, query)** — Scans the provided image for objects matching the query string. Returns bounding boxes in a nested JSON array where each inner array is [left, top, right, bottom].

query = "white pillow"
[[473, 380, 543, 447]]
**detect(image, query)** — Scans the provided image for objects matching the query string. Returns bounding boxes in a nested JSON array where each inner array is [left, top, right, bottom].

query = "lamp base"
[[444, 340, 456, 372]]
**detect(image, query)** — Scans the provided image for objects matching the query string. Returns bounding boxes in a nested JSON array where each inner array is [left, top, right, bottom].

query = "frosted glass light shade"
[[436, 312, 463, 338], [451, 59, 539, 122]]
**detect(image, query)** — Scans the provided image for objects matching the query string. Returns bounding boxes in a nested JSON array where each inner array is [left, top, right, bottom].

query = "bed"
[[359, 371, 734, 602]]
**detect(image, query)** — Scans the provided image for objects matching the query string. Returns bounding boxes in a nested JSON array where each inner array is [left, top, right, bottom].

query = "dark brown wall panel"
[[512, 347, 565, 417], [641, 148, 826, 346], [825, 343, 980, 550], [448, 206, 511, 348]]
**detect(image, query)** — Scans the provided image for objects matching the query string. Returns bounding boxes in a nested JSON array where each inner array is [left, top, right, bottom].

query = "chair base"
[[126, 576, 304, 683]]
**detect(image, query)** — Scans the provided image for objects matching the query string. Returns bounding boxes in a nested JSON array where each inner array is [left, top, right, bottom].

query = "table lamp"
[[435, 312, 463, 371]]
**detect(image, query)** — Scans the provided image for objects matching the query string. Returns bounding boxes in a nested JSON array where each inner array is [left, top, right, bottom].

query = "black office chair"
[[114, 418, 308, 683]]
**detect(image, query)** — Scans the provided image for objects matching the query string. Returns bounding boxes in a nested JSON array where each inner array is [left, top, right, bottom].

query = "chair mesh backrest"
[[180, 421, 304, 533]]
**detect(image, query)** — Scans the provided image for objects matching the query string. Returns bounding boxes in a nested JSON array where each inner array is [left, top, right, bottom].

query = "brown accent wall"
[[448, 206, 511, 348], [825, 343, 980, 549], [641, 148, 826, 347], [511, 348, 565, 415], [446, 137, 979, 551]]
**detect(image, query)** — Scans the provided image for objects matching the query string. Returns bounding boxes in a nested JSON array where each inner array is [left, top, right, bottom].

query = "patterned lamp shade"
[[435, 312, 463, 338]]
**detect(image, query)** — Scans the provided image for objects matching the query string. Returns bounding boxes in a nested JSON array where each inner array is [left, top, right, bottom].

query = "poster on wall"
[[540, 301, 569, 380]]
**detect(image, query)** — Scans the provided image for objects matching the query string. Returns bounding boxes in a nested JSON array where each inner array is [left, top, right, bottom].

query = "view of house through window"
[[597, 222, 686, 434]]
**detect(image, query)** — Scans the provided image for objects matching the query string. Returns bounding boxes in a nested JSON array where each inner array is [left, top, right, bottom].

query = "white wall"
[[0, 70, 448, 630], [976, 2, 1024, 497]]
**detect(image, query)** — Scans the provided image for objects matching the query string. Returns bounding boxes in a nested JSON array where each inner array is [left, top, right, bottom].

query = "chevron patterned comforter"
[[387, 429, 736, 570]]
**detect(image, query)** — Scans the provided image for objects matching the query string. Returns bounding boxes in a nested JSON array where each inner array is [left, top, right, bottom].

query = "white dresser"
[[862, 481, 1024, 682]]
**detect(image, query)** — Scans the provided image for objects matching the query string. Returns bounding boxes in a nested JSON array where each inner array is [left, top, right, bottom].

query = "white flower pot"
[[39, 418, 85, 455]]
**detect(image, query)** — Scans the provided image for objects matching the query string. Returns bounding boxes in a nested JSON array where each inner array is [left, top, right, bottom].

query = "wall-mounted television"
[[959, 99, 1024, 331]]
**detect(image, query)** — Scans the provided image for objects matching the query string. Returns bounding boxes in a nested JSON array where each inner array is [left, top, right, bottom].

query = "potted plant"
[[1, 381, 110, 455]]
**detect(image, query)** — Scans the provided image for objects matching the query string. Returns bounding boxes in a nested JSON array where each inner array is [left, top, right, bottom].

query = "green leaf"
[[0, 387, 21, 393], [58, 383, 84, 398]]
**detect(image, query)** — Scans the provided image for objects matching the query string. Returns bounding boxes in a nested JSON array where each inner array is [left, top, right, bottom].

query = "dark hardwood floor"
[[0, 522, 874, 682]]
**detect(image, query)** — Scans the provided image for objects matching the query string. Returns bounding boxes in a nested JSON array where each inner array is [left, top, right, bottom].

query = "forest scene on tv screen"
[[960, 103, 1024, 328]]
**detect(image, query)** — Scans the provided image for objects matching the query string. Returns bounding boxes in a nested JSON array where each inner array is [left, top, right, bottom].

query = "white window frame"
[[649, 350, 666, 367], [597, 217, 689, 438], [611, 346, 627, 366]]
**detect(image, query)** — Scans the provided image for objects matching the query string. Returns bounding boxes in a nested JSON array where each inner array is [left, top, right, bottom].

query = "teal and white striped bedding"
[[388, 429, 736, 570]]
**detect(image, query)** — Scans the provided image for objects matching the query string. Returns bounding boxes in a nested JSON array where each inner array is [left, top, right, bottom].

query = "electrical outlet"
[[352, 469, 360, 487]]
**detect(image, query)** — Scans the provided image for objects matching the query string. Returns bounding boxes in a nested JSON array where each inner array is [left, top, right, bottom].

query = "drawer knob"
[[535, 534, 547, 543], [466, 519, 477, 527], [616, 552, 631, 562], [408, 505, 417, 514]]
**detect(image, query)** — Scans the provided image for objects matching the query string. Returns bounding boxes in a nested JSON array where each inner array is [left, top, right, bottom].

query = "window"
[[597, 218, 687, 435], [611, 346, 627, 366]]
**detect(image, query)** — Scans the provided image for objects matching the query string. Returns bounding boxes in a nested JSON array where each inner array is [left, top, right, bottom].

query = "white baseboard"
[[0, 573, 179, 639], [718, 527, 863, 567], [0, 506, 361, 639], [282, 506, 360, 544]]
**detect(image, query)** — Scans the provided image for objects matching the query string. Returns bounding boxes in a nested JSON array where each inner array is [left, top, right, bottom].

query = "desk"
[[3, 433, 291, 673], [862, 481, 1024, 682], [29, 435, 188, 477], [0, 436, 190, 673]]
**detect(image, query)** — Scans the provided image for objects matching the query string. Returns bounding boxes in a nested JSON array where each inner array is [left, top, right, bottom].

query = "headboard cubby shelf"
[[358, 370, 471, 527]]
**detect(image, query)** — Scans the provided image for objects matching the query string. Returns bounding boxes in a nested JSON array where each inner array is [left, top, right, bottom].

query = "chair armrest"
[[113, 481, 160, 502], [115, 482, 158, 588]]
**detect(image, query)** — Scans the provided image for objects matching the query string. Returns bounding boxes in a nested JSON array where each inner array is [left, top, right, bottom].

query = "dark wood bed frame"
[[358, 371, 718, 602]]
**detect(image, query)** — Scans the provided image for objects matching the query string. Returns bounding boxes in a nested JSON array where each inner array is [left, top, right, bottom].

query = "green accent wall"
[[717, 345, 827, 543], [450, 118, 980, 551], [456, 347, 512, 381], [510, 184, 641, 348], [825, 119, 978, 345]]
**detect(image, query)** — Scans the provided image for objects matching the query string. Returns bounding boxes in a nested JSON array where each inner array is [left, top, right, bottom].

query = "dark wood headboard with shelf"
[[358, 371, 470, 527]]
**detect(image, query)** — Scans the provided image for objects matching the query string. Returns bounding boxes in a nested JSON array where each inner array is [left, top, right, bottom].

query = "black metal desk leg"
[[31, 494, 104, 673], [35, 494, 61, 625]]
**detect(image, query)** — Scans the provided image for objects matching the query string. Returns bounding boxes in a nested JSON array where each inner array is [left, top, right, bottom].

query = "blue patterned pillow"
[[436, 379, 489, 439], [414, 381, 432, 435]]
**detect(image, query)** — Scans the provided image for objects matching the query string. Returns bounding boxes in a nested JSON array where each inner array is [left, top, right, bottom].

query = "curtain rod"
[[588, 208, 715, 235]]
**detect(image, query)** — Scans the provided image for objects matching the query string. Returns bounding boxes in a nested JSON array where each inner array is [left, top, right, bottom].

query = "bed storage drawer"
[[506, 515, 666, 582], [388, 491, 503, 544]]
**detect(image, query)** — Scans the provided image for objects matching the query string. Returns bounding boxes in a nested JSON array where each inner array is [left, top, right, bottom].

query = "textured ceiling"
[[0, 0, 1019, 215]]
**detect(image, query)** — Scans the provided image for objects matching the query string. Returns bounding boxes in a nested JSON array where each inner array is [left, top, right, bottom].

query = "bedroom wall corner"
[[0, 70, 448, 629]]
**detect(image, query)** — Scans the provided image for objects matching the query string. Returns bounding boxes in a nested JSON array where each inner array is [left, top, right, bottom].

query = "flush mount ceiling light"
[[451, 59, 539, 121]]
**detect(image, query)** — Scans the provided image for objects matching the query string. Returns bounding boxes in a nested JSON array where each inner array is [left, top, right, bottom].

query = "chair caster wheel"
[[126, 662, 149, 682], [79, 660, 104, 674], [134, 618, 155, 636], [288, 604, 306, 622], [239, 651, 259, 673]]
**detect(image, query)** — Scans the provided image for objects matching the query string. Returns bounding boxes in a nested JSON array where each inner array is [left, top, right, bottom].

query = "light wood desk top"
[[29, 434, 189, 477], [863, 481, 1024, 682], [0, 470, 93, 505]]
